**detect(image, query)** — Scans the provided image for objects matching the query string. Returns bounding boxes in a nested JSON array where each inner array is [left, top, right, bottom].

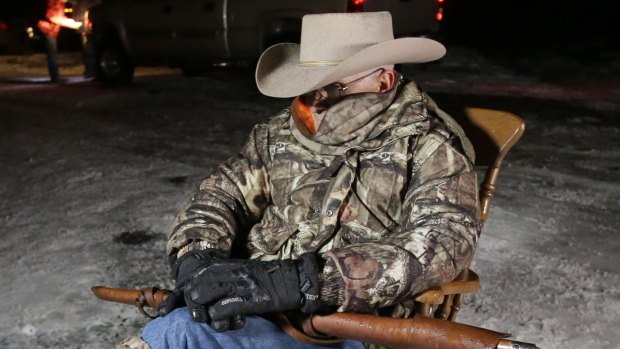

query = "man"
[[119, 11, 480, 349], [37, 0, 82, 82]]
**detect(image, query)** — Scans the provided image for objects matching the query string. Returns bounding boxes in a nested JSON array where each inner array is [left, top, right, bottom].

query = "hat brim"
[[255, 37, 446, 98]]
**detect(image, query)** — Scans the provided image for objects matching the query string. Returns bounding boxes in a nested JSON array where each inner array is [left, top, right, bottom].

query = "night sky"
[[441, 0, 620, 52]]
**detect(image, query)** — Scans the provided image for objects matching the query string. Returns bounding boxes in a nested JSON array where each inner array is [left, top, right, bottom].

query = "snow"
[[0, 48, 619, 348]]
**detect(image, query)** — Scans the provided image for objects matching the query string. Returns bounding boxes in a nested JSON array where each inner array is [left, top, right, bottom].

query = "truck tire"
[[181, 65, 207, 77], [96, 39, 134, 87], [261, 17, 302, 52]]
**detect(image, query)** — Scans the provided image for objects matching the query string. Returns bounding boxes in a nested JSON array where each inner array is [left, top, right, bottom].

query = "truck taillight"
[[436, 8, 443, 21], [436, 0, 444, 21], [347, 0, 364, 12]]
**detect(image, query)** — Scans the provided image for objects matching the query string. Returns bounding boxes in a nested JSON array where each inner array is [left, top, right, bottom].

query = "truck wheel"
[[181, 65, 207, 77], [96, 40, 134, 87], [263, 31, 300, 51]]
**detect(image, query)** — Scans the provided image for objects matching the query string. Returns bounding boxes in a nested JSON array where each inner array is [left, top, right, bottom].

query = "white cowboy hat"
[[255, 11, 446, 98]]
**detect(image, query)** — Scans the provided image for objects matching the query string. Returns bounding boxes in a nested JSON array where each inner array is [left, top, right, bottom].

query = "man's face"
[[302, 68, 393, 126]]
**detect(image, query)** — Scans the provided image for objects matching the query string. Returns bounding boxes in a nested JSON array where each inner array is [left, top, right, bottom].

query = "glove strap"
[[297, 253, 321, 313]]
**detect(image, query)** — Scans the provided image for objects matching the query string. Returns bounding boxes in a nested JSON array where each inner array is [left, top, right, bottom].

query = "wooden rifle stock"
[[91, 286, 539, 349], [91, 286, 169, 318], [308, 313, 511, 349]]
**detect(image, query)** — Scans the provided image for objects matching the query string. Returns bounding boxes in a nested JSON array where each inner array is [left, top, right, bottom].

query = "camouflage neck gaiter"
[[290, 84, 400, 155]]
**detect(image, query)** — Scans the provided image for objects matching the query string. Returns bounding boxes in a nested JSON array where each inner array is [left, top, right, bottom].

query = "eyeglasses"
[[308, 68, 385, 103]]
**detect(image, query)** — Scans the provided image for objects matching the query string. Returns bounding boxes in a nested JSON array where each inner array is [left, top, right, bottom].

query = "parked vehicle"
[[85, 0, 444, 86]]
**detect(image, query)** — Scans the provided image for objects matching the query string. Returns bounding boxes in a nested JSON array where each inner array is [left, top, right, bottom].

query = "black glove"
[[158, 248, 227, 317], [184, 253, 321, 331]]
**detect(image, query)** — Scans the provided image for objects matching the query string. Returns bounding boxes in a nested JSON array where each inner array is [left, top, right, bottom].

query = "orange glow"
[[84, 10, 92, 33], [436, 8, 443, 21], [438, 0, 445, 3], [291, 96, 318, 136], [0, 22, 7, 31], [347, 0, 364, 12]]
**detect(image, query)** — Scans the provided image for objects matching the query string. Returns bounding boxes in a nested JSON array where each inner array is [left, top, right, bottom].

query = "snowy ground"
[[0, 48, 619, 348]]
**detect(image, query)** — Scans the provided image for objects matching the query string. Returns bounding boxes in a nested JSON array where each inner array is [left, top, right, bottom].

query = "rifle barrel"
[[310, 312, 509, 349], [497, 339, 540, 349], [90, 286, 539, 349]]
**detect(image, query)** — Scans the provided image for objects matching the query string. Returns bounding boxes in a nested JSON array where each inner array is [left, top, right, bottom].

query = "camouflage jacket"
[[167, 80, 481, 315]]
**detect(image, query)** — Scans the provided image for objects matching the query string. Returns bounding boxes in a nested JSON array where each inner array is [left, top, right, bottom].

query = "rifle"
[[92, 286, 539, 349]]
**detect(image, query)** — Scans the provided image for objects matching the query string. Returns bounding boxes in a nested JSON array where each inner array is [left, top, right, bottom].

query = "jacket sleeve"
[[166, 125, 272, 264], [323, 128, 481, 313]]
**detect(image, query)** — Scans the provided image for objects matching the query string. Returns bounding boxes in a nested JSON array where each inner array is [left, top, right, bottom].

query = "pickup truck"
[[85, 0, 443, 86]]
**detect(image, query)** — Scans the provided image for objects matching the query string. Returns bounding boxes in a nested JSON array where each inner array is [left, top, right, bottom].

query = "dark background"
[[2, 0, 619, 55], [441, 0, 619, 52], [438, 0, 620, 80]]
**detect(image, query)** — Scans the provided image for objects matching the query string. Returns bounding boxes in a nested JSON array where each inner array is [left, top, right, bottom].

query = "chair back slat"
[[412, 107, 525, 322]]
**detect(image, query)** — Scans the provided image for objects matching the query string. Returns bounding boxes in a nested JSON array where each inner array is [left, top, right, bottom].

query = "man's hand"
[[158, 249, 226, 317], [184, 253, 320, 331]]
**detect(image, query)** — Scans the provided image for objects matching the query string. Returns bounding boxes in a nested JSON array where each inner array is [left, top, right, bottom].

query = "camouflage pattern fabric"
[[167, 80, 481, 315]]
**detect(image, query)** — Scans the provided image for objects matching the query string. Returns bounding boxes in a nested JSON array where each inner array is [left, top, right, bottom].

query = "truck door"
[[172, 0, 228, 61], [124, 0, 177, 61]]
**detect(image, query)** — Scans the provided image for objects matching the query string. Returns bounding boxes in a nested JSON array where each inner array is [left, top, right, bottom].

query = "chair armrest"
[[414, 287, 445, 304], [414, 269, 480, 304], [441, 269, 480, 294]]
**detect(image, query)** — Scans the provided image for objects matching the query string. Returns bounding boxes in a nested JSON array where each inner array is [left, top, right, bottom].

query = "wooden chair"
[[412, 107, 526, 321]]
